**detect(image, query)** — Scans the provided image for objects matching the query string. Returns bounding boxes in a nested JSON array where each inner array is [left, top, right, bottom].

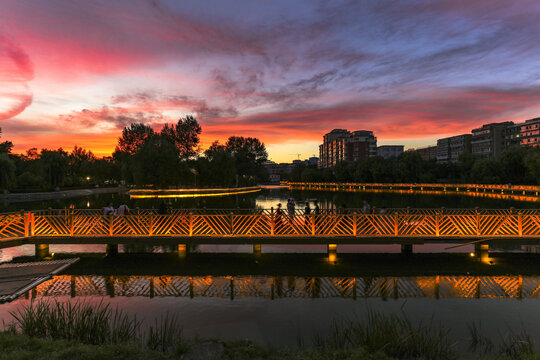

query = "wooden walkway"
[[0, 259, 79, 303]]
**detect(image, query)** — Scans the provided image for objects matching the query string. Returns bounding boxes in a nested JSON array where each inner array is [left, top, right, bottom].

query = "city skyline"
[[2, 0, 540, 162]]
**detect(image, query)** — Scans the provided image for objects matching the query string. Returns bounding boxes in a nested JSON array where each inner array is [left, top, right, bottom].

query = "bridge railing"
[[18, 211, 539, 238]]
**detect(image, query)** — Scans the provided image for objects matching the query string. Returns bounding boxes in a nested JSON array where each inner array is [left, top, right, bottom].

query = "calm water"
[[2, 187, 539, 212], [2, 188, 540, 348]]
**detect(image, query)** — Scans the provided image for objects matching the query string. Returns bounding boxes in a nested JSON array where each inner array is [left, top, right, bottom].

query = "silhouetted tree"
[[0, 128, 13, 154], [0, 154, 16, 191], [161, 115, 201, 159], [115, 123, 155, 155]]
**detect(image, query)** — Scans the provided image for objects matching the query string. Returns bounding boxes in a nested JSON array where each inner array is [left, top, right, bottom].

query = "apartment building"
[[437, 134, 471, 163], [319, 129, 377, 168], [515, 117, 540, 147], [471, 122, 513, 157], [415, 146, 437, 161]]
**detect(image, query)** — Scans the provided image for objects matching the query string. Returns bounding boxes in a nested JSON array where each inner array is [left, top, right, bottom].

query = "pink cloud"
[[0, 35, 33, 120]]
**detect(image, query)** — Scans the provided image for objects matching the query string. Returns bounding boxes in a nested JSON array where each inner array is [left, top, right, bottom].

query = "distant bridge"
[[287, 181, 540, 202]]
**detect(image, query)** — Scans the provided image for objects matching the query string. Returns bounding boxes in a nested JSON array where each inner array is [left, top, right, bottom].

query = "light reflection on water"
[[2, 276, 540, 347]]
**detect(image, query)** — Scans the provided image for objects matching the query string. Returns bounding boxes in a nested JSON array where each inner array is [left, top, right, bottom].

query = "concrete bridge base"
[[35, 244, 49, 259], [178, 244, 188, 259], [253, 244, 262, 257], [401, 244, 413, 256], [327, 244, 337, 263], [106, 244, 118, 257]]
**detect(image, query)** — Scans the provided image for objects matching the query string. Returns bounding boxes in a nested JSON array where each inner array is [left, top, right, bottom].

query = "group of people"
[[275, 199, 385, 217], [103, 200, 172, 216], [278, 199, 321, 216], [103, 202, 130, 216]]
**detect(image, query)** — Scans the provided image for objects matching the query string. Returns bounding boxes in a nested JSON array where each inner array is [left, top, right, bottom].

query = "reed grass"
[[313, 310, 456, 360], [8, 300, 184, 354]]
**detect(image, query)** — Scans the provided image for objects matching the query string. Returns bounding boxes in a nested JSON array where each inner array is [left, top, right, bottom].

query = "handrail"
[[2, 209, 540, 240]]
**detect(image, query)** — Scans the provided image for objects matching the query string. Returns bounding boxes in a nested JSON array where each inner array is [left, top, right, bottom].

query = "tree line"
[[0, 116, 268, 192], [289, 146, 540, 185]]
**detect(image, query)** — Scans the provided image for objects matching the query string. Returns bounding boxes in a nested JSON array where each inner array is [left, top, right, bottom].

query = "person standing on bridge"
[[275, 203, 284, 233], [304, 202, 311, 229], [115, 203, 130, 216], [103, 203, 114, 216], [287, 198, 296, 216], [362, 200, 371, 214], [313, 200, 320, 233]]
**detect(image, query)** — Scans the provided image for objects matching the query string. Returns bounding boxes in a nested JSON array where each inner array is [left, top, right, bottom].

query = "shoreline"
[[0, 187, 125, 203]]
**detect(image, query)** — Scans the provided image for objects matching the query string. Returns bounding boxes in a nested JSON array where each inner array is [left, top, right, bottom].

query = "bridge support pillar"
[[106, 244, 118, 257], [401, 244, 413, 256], [35, 244, 49, 259], [327, 244, 337, 263], [178, 244, 188, 259], [253, 244, 262, 257], [475, 243, 490, 263]]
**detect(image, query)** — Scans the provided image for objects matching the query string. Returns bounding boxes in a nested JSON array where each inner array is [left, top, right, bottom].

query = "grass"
[[5, 301, 540, 359], [312, 311, 455, 360], [7, 300, 186, 355]]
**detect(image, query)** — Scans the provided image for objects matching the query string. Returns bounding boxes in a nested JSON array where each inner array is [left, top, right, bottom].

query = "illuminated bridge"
[[26, 274, 540, 300], [288, 181, 540, 202], [2, 208, 540, 258]]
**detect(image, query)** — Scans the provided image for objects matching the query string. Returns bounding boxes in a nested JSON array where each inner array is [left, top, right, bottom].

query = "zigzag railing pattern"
[[30, 275, 540, 300], [3, 209, 540, 240]]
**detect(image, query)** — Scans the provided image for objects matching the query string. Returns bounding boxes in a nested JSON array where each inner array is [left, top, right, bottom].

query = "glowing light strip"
[[128, 186, 260, 194], [129, 188, 261, 199]]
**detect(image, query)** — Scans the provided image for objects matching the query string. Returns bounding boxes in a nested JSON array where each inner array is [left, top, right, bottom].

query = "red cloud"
[[6, 86, 540, 155], [0, 35, 33, 120]]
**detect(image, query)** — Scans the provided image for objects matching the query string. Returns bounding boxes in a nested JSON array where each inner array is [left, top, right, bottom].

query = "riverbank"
[[0, 186, 125, 204]]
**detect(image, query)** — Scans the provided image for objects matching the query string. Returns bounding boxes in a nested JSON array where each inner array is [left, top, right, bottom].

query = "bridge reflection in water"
[[30, 275, 540, 300]]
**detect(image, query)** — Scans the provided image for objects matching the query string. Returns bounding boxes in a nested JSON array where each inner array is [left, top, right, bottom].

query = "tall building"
[[471, 122, 513, 157], [437, 134, 471, 163], [515, 117, 540, 147], [414, 146, 437, 160], [377, 145, 404, 159], [319, 129, 377, 168]]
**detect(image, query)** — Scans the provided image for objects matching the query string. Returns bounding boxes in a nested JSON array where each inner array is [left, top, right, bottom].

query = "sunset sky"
[[2, 0, 540, 162]]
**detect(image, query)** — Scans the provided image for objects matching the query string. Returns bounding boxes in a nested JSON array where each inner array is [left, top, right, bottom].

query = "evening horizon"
[[2, 0, 540, 162]]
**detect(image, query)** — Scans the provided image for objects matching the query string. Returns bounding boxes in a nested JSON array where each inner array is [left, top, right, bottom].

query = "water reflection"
[[32, 275, 537, 300]]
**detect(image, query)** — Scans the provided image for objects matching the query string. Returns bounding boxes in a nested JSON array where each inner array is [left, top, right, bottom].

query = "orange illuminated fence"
[[0, 212, 28, 239], [1, 208, 540, 240], [31, 275, 540, 300], [287, 182, 540, 202]]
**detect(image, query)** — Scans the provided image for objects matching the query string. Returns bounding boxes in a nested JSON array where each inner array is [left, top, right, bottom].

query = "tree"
[[115, 123, 155, 155], [68, 146, 96, 184], [224, 136, 268, 184], [0, 153, 16, 191], [132, 135, 181, 186], [161, 115, 201, 159], [225, 136, 268, 164], [0, 128, 13, 154], [40, 149, 68, 188]]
